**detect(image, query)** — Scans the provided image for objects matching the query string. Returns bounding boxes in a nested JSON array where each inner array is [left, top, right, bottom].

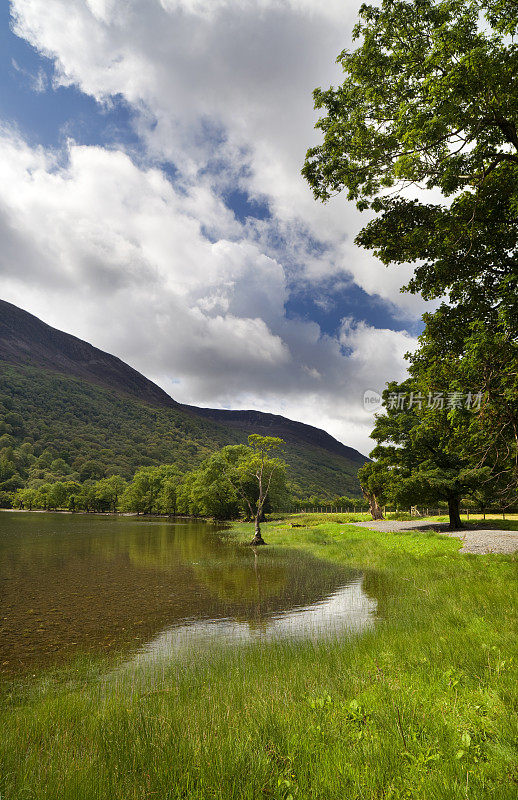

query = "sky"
[[0, 0, 429, 455]]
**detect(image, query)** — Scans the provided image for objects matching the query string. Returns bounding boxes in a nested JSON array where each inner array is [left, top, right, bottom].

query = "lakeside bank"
[[1, 514, 517, 799]]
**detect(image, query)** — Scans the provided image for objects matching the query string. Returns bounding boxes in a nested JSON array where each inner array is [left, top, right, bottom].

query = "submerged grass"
[[1, 516, 517, 799]]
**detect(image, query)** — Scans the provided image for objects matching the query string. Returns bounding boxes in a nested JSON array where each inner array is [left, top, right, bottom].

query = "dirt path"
[[354, 519, 518, 555]]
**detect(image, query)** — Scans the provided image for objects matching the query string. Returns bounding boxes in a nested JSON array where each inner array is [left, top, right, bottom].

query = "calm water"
[[0, 512, 379, 675]]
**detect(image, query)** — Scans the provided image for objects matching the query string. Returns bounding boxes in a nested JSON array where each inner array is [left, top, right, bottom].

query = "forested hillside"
[[0, 363, 364, 505], [0, 299, 367, 506]]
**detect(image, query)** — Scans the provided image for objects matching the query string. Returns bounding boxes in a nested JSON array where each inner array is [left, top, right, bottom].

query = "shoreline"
[[0, 508, 210, 521]]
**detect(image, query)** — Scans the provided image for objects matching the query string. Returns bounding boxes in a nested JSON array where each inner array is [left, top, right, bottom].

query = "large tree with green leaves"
[[411, 320, 518, 504], [177, 449, 244, 520], [362, 379, 492, 528], [303, 0, 517, 326], [121, 465, 181, 515], [304, 0, 518, 209], [304, 0, 518, 504], [95, 475, 127, 513]]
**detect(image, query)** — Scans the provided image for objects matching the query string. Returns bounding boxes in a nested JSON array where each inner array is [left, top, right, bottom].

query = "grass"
[[289, 511, 518, 530], [1, 515, 517, 799], [434, 515, 518, 531]]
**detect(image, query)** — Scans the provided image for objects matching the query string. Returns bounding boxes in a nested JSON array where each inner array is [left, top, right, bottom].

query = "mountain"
[[0, 299, 178, 410], [0, 299, 367, 498]]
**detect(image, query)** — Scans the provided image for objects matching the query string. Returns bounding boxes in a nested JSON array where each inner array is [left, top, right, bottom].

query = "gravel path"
[[353, 519, 518, 555]]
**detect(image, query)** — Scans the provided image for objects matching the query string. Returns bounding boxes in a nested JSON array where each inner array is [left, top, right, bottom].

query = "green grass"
[[434, 516, 518, 531], [1, 516, 517, 799], [291, 511, 518, 530]]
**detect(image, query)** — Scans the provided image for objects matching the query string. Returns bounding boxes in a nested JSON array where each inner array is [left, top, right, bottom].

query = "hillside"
[[0, 299, 178, 409], [0, 299, 367, 500]]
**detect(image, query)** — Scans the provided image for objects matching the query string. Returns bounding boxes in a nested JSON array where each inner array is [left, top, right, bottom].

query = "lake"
[[0, 512, 378, 675]]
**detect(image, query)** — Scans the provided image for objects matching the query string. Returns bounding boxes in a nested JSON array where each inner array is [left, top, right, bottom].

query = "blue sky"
[[0, 6, 131, 148], [0, 0, 426, 452]]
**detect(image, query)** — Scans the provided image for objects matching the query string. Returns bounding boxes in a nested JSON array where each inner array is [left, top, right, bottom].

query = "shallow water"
[[0, 512, 378, 675]]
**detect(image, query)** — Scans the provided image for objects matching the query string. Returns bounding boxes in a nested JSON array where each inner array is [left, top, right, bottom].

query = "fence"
[[408, 508, 517, 520], [274, 507, 517, 518]]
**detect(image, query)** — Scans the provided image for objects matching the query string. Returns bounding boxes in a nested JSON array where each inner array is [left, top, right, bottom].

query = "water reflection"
[[0, 512, 379, 675], [132, 577, 376, 668]]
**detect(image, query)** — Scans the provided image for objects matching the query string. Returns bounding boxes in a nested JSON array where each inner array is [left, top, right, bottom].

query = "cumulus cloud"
[[0, 127, 420, 451], [2, 0, 429, 452], [10, 0, 419, 304]]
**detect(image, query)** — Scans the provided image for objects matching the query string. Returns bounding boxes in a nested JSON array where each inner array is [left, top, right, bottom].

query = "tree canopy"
[[303, 0, 518, 209], [362, 378, 492, 527], [304, 0, 518, 516], [304, 0, 518, 335]]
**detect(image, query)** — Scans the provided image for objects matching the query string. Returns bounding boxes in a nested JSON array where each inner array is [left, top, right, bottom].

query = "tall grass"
[[1, 517, 517, 799]]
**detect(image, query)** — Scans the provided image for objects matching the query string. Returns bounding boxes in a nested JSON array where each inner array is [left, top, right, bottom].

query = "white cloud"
[[11, 0, 431, 320], [3, 0, 430, 452], [10, 1, 386, 278], [0, 127, 420, 452]]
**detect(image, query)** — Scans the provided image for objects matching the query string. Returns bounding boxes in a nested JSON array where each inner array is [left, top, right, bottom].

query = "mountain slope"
[[0, 299, 367, 497], [0, 299, 178, 409], [192, 407, 364, 464]]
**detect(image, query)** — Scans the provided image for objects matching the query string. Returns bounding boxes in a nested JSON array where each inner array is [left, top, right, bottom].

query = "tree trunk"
[[249, 515, 267, 545], [447, 496, 463, 530], [362, 489, 384, 520]]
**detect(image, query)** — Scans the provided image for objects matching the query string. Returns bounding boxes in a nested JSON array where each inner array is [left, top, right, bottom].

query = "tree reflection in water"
[[0, 513, 381, 674]]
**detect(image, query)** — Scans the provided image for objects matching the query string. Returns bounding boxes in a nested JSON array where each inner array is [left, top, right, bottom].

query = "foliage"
[[12, 445, 289, 520], [356, 168, 517, 336], [177, 450, 244, 520], [303, 0, 518, 209], [95, 476, 127, 513], [303, 0, 518, 509], [0, 362, 364, 509], [120, 466, 181, 515], [363, 379, 493, 527], [358, 461, 389, 519], [237, 435, 287, 542], [409, 321, 518, 505], [175, 442, 289, 521]]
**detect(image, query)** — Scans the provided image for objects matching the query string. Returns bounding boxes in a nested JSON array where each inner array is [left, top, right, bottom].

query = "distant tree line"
[[10, 442, 287, 520], [9, 435, 372, 520]]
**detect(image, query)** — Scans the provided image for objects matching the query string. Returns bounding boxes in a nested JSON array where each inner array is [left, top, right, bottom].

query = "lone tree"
[[175, 442, 287, 523], [233, 435, 286, 545]]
